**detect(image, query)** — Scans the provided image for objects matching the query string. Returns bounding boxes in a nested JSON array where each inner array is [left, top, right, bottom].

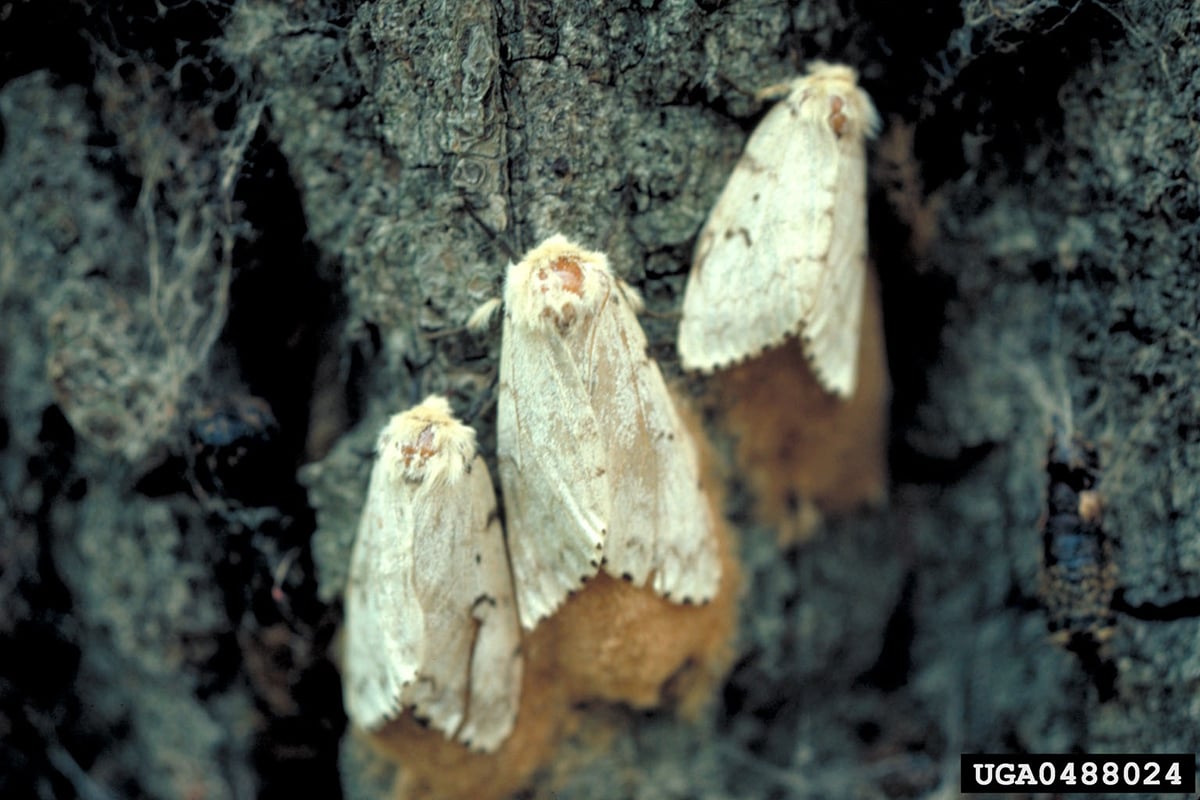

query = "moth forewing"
[[648, 424, 722, 602], [440, 461, 522, 752], [341, 397, 521, 753], [587, 283, 721, 603], [800, 77, 873, 397], [498, 236, 612, 630], [678, 61, 879, 397], [342, 431, 422, 730]]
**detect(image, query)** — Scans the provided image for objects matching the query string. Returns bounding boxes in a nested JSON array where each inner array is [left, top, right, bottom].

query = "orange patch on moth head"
[[536, 256, 585, 296], [401, 425, 439, 468], [532, 255, 586, 328], [829, 95, 847, 136]]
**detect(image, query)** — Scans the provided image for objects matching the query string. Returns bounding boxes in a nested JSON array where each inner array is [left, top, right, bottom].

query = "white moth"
[[677, 61, 881, 397], [495, 235, 721, 631], [342, 396, 522, 753]]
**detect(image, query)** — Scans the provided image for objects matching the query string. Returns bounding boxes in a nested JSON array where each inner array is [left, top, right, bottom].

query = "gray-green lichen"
[[1, 59, 264, 800], [56, 484, 258, 800]]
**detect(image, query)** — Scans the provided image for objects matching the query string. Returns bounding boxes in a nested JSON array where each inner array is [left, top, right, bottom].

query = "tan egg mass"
[[544, 397, 740, 715], [718, 266, 889, 543], [361, 624, 573, 800]]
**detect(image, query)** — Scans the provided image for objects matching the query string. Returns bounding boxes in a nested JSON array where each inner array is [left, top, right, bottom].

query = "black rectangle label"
[[961, 754, 1195, 793]]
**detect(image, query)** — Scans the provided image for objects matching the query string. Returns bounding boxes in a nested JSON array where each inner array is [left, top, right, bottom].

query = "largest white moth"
[[342, 396, 522, 753], [494, 235, 722, 631], [677, 62, 880, 397]]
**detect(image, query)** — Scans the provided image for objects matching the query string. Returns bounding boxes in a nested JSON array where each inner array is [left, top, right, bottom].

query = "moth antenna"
[[711, 71, 759, 100], [464, 370, 498, 428], [467, 297, 504, 332], [461, 202, 519, 263], [753, 80, 794, 102]]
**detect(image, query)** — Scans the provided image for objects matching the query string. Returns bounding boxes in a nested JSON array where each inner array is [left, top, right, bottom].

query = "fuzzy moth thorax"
[[791, 62, 881, 141], [506, 234, 611, 332], [378, 396, 476, 486]]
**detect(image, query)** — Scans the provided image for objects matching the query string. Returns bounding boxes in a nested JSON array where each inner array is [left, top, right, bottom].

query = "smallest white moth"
[[342, 396, 522, 753], [678, 61, 881, 397]]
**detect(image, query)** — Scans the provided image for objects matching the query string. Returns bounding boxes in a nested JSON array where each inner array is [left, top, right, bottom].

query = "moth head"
[[505, 234, 610, 331], [377, 395, 476, 485], [794, 61, 881, 141]]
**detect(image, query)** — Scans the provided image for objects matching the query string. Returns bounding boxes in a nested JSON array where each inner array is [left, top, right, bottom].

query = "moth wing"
[[679, 98, 839, 371], [406, 457, 521, 751], [498, 312, 610, 631], [342, 449, 423, 731], [454, 462, 523, 751], [799, 121, 868, 397], [591, 282, 721, 603]]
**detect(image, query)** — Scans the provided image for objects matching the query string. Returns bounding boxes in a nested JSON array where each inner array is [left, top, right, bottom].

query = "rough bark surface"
[[2, 0, 1198, 798]]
